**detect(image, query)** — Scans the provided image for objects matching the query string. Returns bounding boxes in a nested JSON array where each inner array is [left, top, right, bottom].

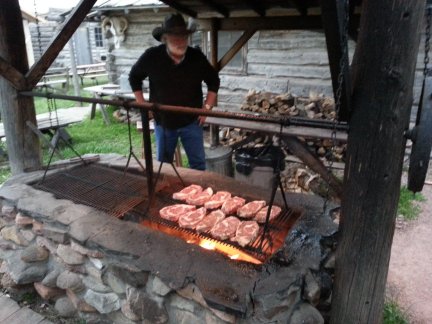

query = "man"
[[129, 13, 220, 171]]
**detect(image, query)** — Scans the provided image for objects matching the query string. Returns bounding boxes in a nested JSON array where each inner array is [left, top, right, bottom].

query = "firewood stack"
[[241, 90, 336, 120]]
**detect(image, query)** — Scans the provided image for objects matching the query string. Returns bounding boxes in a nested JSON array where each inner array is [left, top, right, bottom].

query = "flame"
[[141, 219, 263, 264], [199, 240, 216, 250]]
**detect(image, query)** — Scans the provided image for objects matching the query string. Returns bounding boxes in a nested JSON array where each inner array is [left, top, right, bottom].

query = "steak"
[[234, 220, 260, 247], [159, 204, 196, 222], [254, 205, 282, 223], [221, 196, 246, 215], [210, 216, 241, 240], [186, 187, 214, 206], [172, 184, 203, 201], [196, 209, 226, 233], [204, 191, 232, 209], [179, 207, 207, 229], [237, 200, 266, 219]]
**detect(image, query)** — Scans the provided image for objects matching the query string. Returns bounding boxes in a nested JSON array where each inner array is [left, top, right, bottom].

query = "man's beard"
[[167, 43, 187, 58]]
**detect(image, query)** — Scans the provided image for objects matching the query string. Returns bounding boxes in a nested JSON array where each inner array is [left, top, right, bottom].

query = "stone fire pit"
[[0, 154, 337, 323]]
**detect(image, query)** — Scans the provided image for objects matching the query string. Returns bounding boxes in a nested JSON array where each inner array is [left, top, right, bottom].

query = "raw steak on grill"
[[234, 220, 260, 247], [172, 184, 203, 201], [179, 207, 207, 229], [186, 187, 214, 206], [196, 209, 226, 233], [204, 191, 232, 209], [254, 205, 282, 223], [210, 216, 241, 240], [159, 204, 196, 222], [221, 196, 246, 215], [237, 200, 266, 219]]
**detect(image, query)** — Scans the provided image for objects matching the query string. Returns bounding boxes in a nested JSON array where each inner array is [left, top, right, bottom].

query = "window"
[[94, 27, 104, 47], [192, 31, 247, 74], [217, 31, 246, 72]]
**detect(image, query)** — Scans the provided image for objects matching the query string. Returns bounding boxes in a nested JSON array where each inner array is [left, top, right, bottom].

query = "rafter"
[[26, 0, 97, 89], [159, 0, 198, 17], [0, 56, 26, 90]]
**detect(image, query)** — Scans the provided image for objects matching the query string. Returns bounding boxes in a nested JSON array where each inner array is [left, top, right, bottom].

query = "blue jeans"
[[155, 120, 206, 171]]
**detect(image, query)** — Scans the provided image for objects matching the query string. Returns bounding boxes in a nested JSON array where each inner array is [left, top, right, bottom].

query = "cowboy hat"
[[152, 13, 196, 42]]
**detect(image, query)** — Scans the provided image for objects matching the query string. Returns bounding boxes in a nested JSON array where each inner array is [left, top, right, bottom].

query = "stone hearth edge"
[[0, 154, 336, 323]]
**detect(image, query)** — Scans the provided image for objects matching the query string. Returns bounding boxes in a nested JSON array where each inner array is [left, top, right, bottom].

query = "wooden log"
[[282, 136, 342, 198], [0, 56, 26, 90], [330, 1, 425, 322], [0, 0, 41, 174]]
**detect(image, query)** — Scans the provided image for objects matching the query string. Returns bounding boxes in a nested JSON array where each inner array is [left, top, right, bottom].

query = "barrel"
[[205, 146, 233, 177], [234, 146, 285, 189]]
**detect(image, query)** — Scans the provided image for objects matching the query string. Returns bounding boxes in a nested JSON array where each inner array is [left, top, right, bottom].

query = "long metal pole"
[[19, 91, 349, 131], [141, 110, 153, 197]]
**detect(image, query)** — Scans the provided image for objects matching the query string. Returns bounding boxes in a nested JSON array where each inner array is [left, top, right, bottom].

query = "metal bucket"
[[205, 146, 233, 177]]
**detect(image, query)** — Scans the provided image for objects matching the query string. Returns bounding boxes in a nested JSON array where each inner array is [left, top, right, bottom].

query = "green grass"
[[44, 106, 146, 163], [397, 185, 426, 220], [33, 76, 109, 114], [383, 300, 409, 324]]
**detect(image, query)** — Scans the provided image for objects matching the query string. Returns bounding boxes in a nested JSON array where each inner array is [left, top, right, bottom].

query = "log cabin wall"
[[28, 21, 106, 68]]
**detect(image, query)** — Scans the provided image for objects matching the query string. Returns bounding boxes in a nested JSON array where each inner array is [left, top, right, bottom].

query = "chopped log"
[[282, 136, 343, 198]]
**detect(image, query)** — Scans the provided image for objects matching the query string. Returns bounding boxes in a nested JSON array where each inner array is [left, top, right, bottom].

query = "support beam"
[[159, 0, 197, 18], [330, 1, 425, 322], [209, 19, 219, 146], [218, 28, 256, 71], [0, 0, 41, 174], [321, 0, 352, 122], [26, 0, 97, 88], [0, 56, 26, 90], [281, 136, 342, 198]]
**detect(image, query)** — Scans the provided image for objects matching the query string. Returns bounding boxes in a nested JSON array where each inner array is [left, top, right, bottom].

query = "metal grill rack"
[[34, 164, 148, 218], [130, 194, 303, 262]]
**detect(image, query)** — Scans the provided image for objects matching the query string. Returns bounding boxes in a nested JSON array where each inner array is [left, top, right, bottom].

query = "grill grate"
[[130, 194, 302, 262], [34, 164, 148, 218]]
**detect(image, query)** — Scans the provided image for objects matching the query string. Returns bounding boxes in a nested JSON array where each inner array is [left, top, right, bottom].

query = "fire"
[[142, 219, 262, 265], [199, 240, 216, 250]]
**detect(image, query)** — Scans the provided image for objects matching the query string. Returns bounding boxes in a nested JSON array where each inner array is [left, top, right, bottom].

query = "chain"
[[324, 0, 350, 211], [424, 6, 431, 76]]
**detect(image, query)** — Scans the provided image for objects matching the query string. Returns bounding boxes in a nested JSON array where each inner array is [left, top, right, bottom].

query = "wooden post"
[[209, 19, 219, 147], [330, 1, 425, 323], [0, 0, 41, 174]]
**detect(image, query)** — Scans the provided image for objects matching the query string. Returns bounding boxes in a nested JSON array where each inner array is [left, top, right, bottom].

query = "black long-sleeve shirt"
[[129, 44, 220, 129]]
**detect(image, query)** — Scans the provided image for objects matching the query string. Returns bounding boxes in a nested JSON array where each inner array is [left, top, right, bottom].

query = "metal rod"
[[19, 91, 349, 131], [141, 110, 153, 197]]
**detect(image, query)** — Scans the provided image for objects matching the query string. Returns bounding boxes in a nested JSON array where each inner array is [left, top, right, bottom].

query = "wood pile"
[[241, 90, 336, 120]]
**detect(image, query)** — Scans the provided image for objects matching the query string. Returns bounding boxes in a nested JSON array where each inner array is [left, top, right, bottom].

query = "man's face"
[[165, 34, 188, 57]]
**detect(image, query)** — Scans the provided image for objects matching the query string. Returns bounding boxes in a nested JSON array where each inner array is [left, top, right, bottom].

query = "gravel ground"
[[387, 163, 432, 323]]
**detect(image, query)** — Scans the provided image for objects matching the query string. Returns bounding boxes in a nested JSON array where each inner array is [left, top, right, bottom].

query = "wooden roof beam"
[[199, 0, 230, 17], [26, 0, 97, 89], [198, 16, 326, 31], [245, 0, 266, 17], [159, 0, 198, 18], [0, 56, 26, 90]]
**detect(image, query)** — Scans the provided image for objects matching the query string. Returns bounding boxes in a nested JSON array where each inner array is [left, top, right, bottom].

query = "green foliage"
[[383, 300, 409, 324], [0, 167, 11, 185], [398, 185, 426, 220]]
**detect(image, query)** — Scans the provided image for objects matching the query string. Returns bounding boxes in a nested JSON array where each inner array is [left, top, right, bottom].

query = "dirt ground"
[[387, 168, 432, 323]]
